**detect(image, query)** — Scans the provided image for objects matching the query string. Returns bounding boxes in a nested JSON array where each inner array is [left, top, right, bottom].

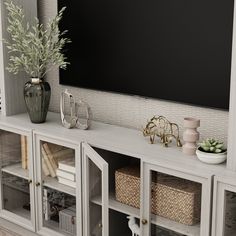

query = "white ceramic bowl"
[[196, 149, 227, 164]]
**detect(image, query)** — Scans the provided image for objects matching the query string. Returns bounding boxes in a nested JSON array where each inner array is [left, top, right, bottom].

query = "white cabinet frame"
[[33, 132, 82, 236], [142, 163, 212, 236], [227, 0, 236, 171], [0, 124, 35, 231], [82, 143, 109, 236], [212, 175, 236, 236]]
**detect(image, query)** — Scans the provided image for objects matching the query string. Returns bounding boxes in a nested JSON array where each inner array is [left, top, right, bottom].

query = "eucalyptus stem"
[[4, 1, 71, 79]]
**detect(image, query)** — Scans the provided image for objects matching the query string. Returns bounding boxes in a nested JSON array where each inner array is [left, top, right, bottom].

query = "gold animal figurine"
[[143, 116, 182, 147]]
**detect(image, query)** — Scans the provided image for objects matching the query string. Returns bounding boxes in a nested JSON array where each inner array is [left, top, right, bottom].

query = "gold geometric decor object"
[[143, 116, 182, 147]]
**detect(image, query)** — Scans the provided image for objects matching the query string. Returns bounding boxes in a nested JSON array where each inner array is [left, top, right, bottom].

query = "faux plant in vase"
[[196, 138, 227, 164], [4, 1, 70, 123]]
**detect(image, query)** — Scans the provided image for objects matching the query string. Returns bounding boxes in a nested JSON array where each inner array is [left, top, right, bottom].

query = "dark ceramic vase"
[[24, 78, 51, 123]]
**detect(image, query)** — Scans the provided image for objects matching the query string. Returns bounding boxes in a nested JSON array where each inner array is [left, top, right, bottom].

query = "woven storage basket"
[[115, 166, 201, 225], [59, 206, 76, 235]]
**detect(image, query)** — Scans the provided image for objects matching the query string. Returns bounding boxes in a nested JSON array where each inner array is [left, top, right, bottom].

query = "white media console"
[[0, 112, 235, 236]]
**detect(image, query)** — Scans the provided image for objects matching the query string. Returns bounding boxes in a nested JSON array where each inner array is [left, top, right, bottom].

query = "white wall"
[[39, 0, 229, 144]]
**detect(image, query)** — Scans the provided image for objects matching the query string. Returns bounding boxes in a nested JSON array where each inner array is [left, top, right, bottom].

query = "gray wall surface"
[[39, 0, 229, 144]]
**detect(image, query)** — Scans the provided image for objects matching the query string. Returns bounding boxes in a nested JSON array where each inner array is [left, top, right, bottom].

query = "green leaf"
[[4, 1, 70, 78]]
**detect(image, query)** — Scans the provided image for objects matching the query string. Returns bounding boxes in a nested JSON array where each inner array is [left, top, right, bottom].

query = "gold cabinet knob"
[[141, 219, 148, 225]]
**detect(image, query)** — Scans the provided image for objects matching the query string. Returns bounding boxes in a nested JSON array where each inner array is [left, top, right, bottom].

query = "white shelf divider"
[[91, 193, 200, 236], [43, 177, 76, 196], [1, 163, 29, 180]]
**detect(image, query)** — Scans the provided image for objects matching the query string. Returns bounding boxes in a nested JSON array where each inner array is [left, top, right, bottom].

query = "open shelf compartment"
[[38, 139, 77, 235], [89, 146, 201, 236], [91, 193, 200, 236], [39, 140, 76, 196]]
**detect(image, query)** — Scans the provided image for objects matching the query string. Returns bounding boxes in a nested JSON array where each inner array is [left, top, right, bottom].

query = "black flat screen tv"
[[58, 0, 234, 110]]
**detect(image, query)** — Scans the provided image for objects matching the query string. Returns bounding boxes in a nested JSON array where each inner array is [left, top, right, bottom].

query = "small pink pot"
[[182, 117, 200, 155]]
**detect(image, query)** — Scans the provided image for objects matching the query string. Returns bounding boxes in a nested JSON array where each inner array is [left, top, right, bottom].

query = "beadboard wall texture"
[[39, 0, 229, 144]]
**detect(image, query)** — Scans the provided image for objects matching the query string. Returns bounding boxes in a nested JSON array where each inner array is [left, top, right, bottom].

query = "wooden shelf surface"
[[43, 177, 76, 196], [91, 194, 200, 236], [1, 163, 29, 180], [44, 220, 73, 236], [10, 207, 31, 220]]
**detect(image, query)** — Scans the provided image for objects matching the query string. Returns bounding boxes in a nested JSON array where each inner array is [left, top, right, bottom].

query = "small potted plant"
[[196, 138, 227, 164], [4, 1, 70, 123]]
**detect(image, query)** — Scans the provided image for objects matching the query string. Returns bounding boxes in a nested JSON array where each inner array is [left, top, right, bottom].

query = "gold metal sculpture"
[[143, 116, 182, 147]]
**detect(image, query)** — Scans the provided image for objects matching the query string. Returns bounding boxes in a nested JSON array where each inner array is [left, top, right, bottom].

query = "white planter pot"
[[196, 148, 227, 164]]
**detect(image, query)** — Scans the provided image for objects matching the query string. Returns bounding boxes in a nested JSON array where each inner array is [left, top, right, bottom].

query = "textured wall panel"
[[39, 0, 229, 144], [0, 0, 37, 116]]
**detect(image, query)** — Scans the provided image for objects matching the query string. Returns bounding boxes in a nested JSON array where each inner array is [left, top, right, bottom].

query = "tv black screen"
[[58, 0, 234, 110]]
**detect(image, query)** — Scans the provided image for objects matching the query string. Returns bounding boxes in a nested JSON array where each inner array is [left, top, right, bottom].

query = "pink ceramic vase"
[[182, 117, 200, 155]]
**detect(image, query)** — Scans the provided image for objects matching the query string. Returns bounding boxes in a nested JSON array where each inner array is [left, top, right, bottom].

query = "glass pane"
[[40, 141, 75, 184], [43, 187, 76, 235], [2, 173, 31, 219], [150, 171, 202, 235], [39, 141, 77, 235], [88, 158, 102, 236], [109, 210, 140, 235], [224, 190, 236, 236], [0, 130, 31, 220]]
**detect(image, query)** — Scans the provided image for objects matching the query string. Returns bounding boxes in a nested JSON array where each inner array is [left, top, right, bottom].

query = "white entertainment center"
[[1, 1, 236, 236]]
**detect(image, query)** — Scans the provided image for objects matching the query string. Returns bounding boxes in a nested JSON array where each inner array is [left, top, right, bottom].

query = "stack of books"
[[41, 142, 74, 178], [57, 158, 76, 188]]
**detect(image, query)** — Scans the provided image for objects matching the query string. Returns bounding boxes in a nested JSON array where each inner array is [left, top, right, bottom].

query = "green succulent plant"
[[199, 138, 226, 153]]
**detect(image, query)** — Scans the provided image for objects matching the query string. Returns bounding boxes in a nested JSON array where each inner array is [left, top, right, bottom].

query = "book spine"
[[56, 169, 75, 181], [58, 177, 76, 188], [21, 135, 27, 169], [25, 137, 28, 169], [41, 146, 56, 177], [43, 143, 58, 171], [43, 189, 49, 221], [42, 158, 50, 176], [58, 163, 76, 174]]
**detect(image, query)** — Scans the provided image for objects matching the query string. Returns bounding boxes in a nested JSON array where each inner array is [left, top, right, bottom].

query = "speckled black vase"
[[24, 78, 51, 123]]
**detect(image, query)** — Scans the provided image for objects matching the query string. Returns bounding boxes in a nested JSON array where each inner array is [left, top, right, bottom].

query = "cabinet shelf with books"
[[35, 136, 80, 236], [0, 127, 35, 231], [39, 141, 76, 196]]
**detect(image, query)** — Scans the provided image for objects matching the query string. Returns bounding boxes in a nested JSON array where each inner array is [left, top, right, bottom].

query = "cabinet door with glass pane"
[[0, 126, 35, 231], [82, 143, 143, 236], [142, 163, 212, 236], [82, 143, 109, 236], [34, 133, 82, 236], [212, 176, 236, 236]]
